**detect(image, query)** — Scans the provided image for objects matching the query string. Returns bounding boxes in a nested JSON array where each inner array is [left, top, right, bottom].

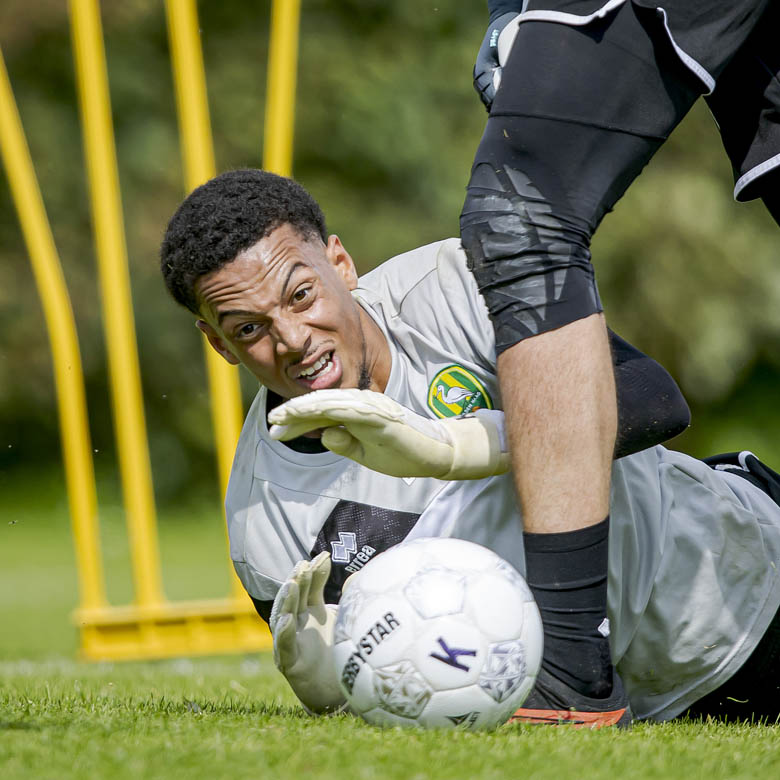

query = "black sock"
[[524, 517, 613, 699]]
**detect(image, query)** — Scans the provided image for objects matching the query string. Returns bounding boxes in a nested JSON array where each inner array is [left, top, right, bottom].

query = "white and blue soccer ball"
[[332, 537, 543, 730]]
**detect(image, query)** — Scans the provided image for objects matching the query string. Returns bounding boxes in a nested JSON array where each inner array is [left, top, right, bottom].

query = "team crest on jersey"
[[427, 365, 493, 418]]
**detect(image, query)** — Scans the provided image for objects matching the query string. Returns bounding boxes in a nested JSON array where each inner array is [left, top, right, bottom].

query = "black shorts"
[[515, 1, 769, 81], [495, 0, 780, 200], [704, 4, 780, 200]]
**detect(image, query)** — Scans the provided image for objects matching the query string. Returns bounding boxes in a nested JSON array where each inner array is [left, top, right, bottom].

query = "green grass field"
[[2, 470, 779, 779]]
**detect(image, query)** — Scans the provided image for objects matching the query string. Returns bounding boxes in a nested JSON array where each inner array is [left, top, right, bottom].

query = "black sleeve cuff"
[[251, 596, 273, 625], [609, 329, 691, 458]]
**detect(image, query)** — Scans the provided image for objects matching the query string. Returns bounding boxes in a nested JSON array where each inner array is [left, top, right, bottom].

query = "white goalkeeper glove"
[[473, 11, 521, 111], [268, 389, 509, 481], [269, 551, 346, 714]]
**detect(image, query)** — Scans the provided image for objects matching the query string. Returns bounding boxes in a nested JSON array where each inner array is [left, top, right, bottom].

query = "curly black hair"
[[160, 168, 327, 313]]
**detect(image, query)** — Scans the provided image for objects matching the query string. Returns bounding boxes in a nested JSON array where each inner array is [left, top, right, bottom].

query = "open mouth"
[[297, 350, 334, 382]]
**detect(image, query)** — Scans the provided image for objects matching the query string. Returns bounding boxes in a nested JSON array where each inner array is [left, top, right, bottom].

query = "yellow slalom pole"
[[264, 0, 301, 175], [165, 0, 246, 599], [0, 47, 106, 611], [69, 0, 164, 608], [165, 0, 216, 185]]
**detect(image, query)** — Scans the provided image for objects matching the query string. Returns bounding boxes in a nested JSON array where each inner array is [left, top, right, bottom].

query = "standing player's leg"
[[460, 4, 703, 723]]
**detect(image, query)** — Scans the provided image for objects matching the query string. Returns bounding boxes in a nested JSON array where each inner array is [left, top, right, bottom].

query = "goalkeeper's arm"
[[268, 389, 509, 481], [268, 331, 689, 481]]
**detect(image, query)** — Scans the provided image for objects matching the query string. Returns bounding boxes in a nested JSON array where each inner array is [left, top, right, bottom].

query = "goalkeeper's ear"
[[195, 319, 241, 366], [325, 235, 358, 291]]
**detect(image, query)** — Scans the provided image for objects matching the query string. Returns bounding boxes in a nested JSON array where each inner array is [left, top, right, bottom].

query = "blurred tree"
[[0, 0, 778, 507]]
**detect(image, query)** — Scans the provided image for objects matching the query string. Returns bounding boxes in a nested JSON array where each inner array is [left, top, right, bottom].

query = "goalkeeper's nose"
[[273, 317, 310, 357]]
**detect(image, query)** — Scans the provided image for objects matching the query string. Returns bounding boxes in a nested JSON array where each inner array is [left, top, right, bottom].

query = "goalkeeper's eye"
[[291, 285, 313, 306], [236, 322, 264, 339]]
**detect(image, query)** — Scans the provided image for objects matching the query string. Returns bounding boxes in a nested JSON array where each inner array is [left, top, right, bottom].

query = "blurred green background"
[[1, 1, 779, 659]]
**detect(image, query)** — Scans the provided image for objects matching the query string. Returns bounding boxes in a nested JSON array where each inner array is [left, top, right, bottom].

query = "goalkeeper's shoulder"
[[356, 238, 457, 307], [358, 239, 485, 325]]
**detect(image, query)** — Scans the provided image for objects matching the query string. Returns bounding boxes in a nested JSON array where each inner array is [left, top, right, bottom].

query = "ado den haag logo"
[[427, 365, 493, 418]]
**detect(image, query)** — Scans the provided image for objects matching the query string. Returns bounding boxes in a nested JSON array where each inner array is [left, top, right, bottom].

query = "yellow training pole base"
[[74, 598, 272, 661]]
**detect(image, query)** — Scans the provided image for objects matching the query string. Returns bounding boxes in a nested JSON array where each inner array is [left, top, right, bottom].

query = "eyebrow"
[[217, 308, 257, 326], [280, 262, 305, 299], [216, 262, 307, 326]]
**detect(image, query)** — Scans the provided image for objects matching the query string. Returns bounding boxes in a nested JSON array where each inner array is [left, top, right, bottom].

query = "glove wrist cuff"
[[439, 410, 509, 480]]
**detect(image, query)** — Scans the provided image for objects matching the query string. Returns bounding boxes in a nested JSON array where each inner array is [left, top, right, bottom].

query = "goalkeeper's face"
[[193, 224, 391, 398]]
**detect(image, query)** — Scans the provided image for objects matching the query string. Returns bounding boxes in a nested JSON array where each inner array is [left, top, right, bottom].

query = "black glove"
[[473, 11, 521, 111]]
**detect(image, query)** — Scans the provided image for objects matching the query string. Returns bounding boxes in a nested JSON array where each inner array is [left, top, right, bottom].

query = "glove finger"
[[268, 394, 355, 439], [268, 411, 370, 441], [291, 557, 310, 579], [268, 388, 363, 418], [267, 396, 343, 430], [269, 580, 299, 634], [478, 88, 494, 111], [272, 612, 297, 672], [473, 68, 495, 98], [293, 561, 313, 611], [321, 427, 363, 458], [281, 579, 300, 615], [268, 419, 330, 441], [269, 407, 376, 439], [269, 390, 400, 428], [308, 551, 332, 607]]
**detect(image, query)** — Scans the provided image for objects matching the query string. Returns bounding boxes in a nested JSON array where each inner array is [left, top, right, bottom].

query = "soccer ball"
[[332, 537, 543, 730]]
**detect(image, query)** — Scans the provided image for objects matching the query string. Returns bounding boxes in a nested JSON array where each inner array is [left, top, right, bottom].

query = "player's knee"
[[460, 161, 602, 353]]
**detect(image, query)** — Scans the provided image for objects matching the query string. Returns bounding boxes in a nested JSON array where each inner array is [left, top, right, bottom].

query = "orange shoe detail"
[[509, 706, 628, 728]]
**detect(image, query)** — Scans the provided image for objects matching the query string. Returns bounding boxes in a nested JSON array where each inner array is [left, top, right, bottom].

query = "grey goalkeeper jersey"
[[226, 238, 780, 721]]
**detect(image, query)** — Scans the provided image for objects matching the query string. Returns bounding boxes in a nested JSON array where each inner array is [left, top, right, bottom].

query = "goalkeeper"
[[160, 169, 780, 725]]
